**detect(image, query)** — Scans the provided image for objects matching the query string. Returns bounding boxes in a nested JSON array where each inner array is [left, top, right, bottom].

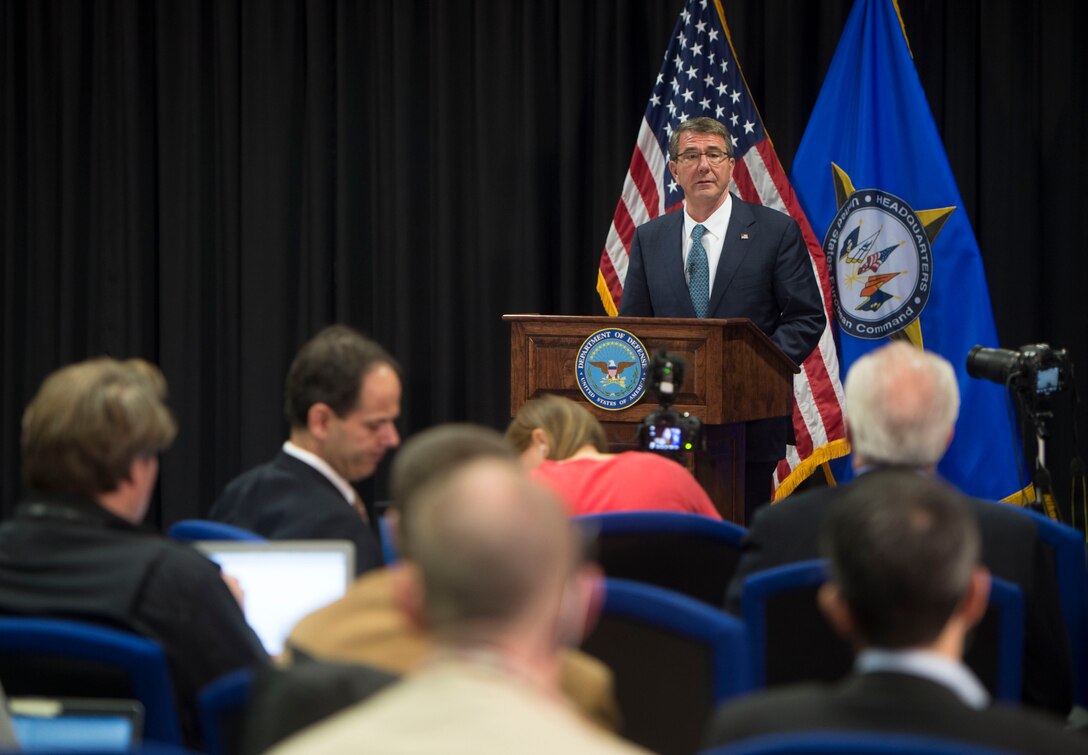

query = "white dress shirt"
[[282, 441, 355, 506], [682, 193, 733, 295], [857, 648, 990, 710]]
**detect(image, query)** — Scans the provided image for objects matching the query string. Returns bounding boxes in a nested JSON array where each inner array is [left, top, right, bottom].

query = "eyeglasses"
[[674, 149, 732, 166]]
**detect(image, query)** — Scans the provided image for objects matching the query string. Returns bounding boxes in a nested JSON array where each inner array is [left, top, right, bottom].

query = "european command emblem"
[[823, 187, 932, 340], [575, 329, 649, 411]]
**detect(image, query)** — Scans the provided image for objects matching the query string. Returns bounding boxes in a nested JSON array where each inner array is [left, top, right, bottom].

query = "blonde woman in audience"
[[506, 394, 720, 519]]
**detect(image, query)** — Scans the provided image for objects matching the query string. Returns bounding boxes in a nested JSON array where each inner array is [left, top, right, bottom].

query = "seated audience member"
[[209, 325, 397, 575], [705, 471, 1085, 753], [272, 454, 644, 754], [724, 342, 1073, 716], [506, 394, 719, 519], [285, 424, 619, 732], [0, 358, 268, 745]]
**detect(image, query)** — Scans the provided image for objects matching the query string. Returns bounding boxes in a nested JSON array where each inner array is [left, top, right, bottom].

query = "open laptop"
[[194, 540, 355, 657], [8, 697, 143, 752]]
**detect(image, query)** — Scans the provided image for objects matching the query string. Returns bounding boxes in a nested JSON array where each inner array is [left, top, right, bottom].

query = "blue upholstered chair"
[[378, 514, 398, 565], [580, 577, 751, 755], [0, 617, 183, 744], [1022, 508, 1088, 706], [741, 560, 1024, 703], [198, 668, 255, 755], [741, 559, 851, 689], [167, 519, 266, 542], [574, 511, 746, 606]]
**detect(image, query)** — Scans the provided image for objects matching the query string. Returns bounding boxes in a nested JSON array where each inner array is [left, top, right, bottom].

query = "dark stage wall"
[[3, 0, 1086, 526]]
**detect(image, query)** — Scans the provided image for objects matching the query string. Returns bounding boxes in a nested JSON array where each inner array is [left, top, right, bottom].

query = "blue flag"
[[790, 0, 1024, 501]]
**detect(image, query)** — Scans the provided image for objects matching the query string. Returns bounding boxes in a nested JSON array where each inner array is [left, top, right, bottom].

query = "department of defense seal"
[[823, 187, 933, 340], [574, 328, 649, 411]]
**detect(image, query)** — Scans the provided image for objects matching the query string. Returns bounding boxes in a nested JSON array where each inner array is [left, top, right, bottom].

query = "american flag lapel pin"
[[740, 233, 749, 240]]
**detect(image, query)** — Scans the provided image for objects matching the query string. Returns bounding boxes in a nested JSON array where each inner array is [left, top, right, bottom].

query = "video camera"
[[966, 343, 1071, 411], [966, 343, 1075, 515], [637, 351, 702, 462]]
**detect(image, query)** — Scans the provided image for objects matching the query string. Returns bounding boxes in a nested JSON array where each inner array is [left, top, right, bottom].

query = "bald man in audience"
[[273, 451, 644, 754], [285, 424, 619, 732], [724, 341, 1073, 716], [706, 471, 1085, 752]]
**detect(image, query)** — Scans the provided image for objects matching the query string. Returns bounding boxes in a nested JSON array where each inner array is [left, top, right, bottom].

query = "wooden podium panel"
[[504, 315, 796, 525]]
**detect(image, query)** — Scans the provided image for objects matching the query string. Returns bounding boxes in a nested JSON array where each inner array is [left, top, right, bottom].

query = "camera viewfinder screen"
[[1036, 366, 1060, 395], [648, 426, 683, 451]]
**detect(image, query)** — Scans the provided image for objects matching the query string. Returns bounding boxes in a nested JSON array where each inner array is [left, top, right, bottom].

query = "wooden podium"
[[504, 314, 797, 525]]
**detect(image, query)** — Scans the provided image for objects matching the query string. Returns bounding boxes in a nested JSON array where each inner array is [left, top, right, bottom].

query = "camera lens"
[[966, 346, 1021, 385]]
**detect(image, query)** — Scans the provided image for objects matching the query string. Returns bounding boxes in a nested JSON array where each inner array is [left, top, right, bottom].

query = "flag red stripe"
[[598, 247, 622, 302], [612, 201, 636, 253], [630, 148, 660, 220], [730, 159, 761, 205]]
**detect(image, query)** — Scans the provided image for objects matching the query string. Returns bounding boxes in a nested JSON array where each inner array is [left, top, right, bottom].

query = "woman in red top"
[[506, 395, 720, 519]]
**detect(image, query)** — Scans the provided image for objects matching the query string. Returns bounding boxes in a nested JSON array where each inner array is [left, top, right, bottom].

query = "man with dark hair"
[[724, 342, 1074, 716], [210, 325, 399, 574], [0, 358, 268, 746], [274, 454, 641, 754], [285, 424, 619, 733], [618, 116, 825, 519], [705, 471, 1085, 753]]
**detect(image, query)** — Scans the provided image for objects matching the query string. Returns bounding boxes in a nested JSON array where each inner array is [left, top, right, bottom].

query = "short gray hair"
[[844, 342, 959, 468], [668, 117, 732, 160]]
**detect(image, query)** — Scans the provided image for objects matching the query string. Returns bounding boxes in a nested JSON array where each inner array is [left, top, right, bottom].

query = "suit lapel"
[[708, 197, 755, 316]]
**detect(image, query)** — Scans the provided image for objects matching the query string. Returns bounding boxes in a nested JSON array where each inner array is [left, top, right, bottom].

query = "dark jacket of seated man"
[[0, 492, 269, 746], [708, 470, 1085, 755], [724, 478, 1074, 716]]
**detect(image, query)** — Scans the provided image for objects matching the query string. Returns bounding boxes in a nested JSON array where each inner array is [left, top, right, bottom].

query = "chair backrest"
[[966, 575, 1024, 703], [699, 731, 1013, 754], [198, 668, 254, 755], [742, 561, 1025, 702], [741, 559, 852, 688], [575, 511, 746, 606], [0, 617, 182, 744], [378, 515, 398, 565], [167, 519, 266, 542], [1023, 509, 1088, 706], [580, 577, 751, 755]]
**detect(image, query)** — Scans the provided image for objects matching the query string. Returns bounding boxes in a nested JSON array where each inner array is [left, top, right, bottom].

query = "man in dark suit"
[[724, 341, 1074, 716], [706, 471, 1084, 753], [618, 117, 824, 518], [209, 325, 398, 574]]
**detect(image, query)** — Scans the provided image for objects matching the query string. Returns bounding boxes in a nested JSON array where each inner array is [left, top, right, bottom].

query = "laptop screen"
[[195, 540, 355, 657], [9, 697, 142, 752]]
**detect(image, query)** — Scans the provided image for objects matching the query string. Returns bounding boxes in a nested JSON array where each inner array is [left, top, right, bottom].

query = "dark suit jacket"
[[240, 658, 398, 755], [209, 450, 382, 575], [704, 672, 1085, 754], [618, 198, 824, 460], [724, 476, 1074, 716]]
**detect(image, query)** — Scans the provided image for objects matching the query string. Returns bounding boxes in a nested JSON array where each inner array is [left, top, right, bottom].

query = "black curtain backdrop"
[[3, 0, 1086, 527]]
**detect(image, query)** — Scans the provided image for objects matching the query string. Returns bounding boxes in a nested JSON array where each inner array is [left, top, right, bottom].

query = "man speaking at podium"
[[619, 117, 824, 515]]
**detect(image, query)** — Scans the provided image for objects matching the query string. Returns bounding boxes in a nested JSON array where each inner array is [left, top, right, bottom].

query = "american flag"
[[597, 0, 849, 498]]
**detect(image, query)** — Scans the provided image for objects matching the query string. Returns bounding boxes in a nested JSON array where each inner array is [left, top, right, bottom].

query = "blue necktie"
[[688, 224, 710, 318]]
